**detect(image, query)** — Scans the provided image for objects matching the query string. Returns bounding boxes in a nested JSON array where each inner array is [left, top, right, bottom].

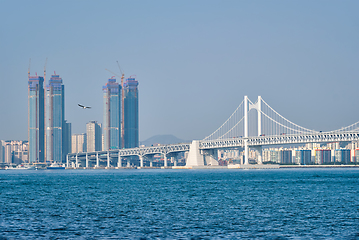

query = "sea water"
[[1, 169, 358, 239]]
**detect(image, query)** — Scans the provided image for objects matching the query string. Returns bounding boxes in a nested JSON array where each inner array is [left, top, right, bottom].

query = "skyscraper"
[[103, 77, 121, 150], [46, 74, 64, 163], [28, 75, 45, 163], [86, 121, 102, 152], [124, 77, 139, 148]]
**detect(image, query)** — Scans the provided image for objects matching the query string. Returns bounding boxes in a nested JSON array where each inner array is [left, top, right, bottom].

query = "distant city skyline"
[[1, 1, 358, 141]]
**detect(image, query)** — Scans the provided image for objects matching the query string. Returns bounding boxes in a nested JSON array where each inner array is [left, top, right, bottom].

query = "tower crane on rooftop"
[[28, 58, 31, 79]]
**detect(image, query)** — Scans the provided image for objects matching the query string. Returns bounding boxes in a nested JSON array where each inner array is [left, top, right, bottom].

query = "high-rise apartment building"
[[295, 149, 311, 165], [335, 149, 351, 164], [124, 77, 139, 148], [0, 140, 4, 163], [86, 121, 102, 152], [71, 133, 87, 153], [46, 74, 65, 163], [63, 121, 72, 161], [28, 75, 45, 163], [103, 77, 121, 150]]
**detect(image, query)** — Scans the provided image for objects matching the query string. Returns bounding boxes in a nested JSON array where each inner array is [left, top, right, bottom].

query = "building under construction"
[[103, 77, 121, 150], [102, 75, 139, 150]]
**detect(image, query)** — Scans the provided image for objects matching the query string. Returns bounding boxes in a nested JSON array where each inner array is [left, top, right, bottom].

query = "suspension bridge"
[[67, 96, 359, 168]]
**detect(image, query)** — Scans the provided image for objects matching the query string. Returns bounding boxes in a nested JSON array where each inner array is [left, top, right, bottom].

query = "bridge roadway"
[[200, 131, 359, 148], [67, 131, 359, 168]]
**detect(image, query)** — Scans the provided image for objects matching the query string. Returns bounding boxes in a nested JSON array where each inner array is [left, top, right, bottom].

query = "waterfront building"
[[124, 77, 139, 148], [335, 149, 351, 164], [86, 121, 102, 152], [270, 149, 280, 163], [295, 149, 311, 165], [315, 149, 331, 164], [0, 141, 28, 164], [0, 140, 4, 163], [71, 134, 87, 153], [103, 77, 121, 150], [63, 121, 71, 161], [28, 75, 45, 163], [279, 149, 292, 164], [3, 142, 12, 164], [46, 74, 65, 163]]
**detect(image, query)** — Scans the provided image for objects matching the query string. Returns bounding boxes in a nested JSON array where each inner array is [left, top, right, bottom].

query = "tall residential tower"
[[28, 75, 45, 163], [46, 74, 64, 163], [103, 77, 121, 150], [86, 121, 102, 152], [124, 77, 139, 148]]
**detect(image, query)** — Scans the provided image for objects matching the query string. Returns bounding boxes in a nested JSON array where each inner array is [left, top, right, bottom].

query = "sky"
[[0, 0, 358, 142]]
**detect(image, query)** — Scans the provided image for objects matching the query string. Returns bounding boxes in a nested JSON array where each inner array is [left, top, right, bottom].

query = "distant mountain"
[[140, 135, 188, 146]]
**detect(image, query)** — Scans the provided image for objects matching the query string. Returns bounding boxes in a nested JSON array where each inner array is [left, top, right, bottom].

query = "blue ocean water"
[[0, 169, 359, 239]]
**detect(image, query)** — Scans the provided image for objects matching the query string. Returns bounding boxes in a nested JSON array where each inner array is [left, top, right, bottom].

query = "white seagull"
[[78, 104, 91, 109]]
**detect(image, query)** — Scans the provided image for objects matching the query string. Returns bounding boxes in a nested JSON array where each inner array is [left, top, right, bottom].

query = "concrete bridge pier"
[[86, 153, 89, 168], [96, 152, 99, 168], [66, 155, 69, 168], [163, 153, 168, 167], [107, 151, 110, 168], [186, 140, 204, 167], [118, 155, 122, 167], [127, 159, 130, 167], [244, 139, 249, 165], [203, 149, 219, 166], [140, 155, 144, 167], [75, 154, 79, 168]]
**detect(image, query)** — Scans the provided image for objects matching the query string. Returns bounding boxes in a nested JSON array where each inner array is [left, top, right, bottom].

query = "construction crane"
[[44, 58, 48, 82], [105, 68, 122, 79], [28, 58, 31, 79]]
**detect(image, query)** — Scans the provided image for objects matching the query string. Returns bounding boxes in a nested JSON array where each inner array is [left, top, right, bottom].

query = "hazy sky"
[[1, 0, 358, 141]]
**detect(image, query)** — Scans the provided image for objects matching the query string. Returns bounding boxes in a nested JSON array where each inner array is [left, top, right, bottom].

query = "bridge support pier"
[[86, 153, 89, 168], [244, 139, 249, 165], [163, 153, 167, 167], [66, 155, 69, 168], [75, 154, 79, 168], [140, 155, 144, 167], [96, 152, 99, 168], [118, 156, 122, 167], [203, 149, 219, 166], [107, 151, 110, 168], [127, 159, 130, 167], [186, 140, 204, 167]]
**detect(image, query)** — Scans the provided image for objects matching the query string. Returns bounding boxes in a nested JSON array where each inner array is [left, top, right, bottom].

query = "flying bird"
[[78, 104, 91, 109]]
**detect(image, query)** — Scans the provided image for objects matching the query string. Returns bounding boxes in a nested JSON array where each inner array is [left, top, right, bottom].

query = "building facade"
[[124, 77, 139, 148], [86, 121, 102, 152], [28, 75, 45, 163], [335, 149, 351, 164], [71, 134, 87, 153], [103, 77, 121, 150], [315, 149, 331, 164], [295, 149, 311, 165]]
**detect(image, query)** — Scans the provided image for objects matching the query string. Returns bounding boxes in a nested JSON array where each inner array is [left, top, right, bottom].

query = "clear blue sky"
[[0, 0, 358, 141]]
